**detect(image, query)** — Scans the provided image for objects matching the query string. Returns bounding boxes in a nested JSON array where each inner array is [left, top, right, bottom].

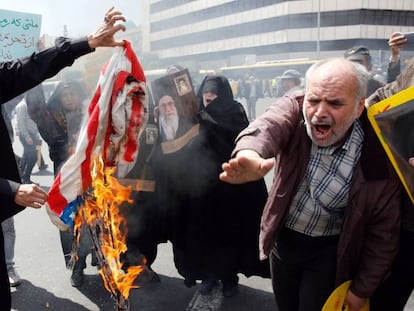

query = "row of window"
[[151, 2, 413, 32], [156, 38, 392, 66], [150, 0, 293, 32], [151, 9, 414, 51], [150, 0, 289, 16]]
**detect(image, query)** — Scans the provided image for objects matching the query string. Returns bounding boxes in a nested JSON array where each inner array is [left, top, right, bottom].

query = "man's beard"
[[159, 113, 179, 141]]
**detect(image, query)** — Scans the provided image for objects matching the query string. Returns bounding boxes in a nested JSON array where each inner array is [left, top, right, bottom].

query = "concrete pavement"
[[11, 199, 275, 311]]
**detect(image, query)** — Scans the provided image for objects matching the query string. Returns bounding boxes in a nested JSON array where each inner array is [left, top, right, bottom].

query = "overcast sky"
[[2, 1, 143, 37]]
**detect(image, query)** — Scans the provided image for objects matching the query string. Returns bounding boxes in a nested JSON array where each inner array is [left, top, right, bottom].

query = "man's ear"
[[356, 97, 366, 117]]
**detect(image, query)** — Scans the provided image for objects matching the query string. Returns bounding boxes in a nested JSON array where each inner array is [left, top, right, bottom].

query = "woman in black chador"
[[172, 74, 270, 297]]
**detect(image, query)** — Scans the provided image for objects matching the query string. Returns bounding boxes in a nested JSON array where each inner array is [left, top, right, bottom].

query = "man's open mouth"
[[314, 124, 331, 135]]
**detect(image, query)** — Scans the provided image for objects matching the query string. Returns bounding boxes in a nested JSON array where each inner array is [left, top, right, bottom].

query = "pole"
[[317, 0, 321, 59]]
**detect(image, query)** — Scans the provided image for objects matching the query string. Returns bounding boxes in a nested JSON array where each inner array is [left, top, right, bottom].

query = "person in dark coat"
[[27, 81, 86, 174], [124, 69, 200, 284], [119, 94, 163, 283], [150, 73, 200, 253], [172, 74, 269, 297], [26, 81, 97, 287], [0, 7, 126, 308], [344, 45, 384, 96]]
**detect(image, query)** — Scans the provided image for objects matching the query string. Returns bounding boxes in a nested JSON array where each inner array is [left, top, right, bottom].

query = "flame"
[[74, 154, 144, 302]]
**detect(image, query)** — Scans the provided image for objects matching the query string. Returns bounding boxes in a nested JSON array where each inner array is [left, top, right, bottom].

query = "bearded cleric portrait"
[[151, 69, 198, 146]]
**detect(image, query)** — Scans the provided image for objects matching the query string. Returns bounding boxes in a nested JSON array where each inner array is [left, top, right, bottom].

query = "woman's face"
[[202, 92, 217, 107], [60, 87, 81, 112]]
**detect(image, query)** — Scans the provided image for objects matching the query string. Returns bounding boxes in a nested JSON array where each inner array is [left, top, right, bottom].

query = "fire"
[[74, 154, 144, 306]]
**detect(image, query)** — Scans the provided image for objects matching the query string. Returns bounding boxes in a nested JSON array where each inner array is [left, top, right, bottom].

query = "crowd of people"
[[2, 5, 414, 311]]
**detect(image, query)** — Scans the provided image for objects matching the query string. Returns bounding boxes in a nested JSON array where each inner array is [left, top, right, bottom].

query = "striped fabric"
[[46, 41, 148, 231], [285, 120, 364, 236]]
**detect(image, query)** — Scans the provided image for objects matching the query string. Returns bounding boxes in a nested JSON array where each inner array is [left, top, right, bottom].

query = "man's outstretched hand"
[[220, 149, 274, 184]]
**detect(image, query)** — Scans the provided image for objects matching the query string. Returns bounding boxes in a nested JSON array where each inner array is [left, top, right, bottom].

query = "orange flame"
[[74, 155, 144, 301]]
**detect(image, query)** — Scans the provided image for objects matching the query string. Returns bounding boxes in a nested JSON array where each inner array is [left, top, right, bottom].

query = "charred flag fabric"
[[46, 41, 148, 231]]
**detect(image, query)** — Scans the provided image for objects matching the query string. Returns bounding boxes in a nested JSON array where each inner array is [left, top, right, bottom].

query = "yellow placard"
[[367, 85, 414, 204]]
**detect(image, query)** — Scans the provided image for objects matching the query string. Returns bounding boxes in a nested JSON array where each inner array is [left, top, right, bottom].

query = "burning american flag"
[[45, 40, 149, 309]]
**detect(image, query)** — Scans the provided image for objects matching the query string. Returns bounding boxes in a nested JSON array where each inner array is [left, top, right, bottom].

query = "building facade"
[[142, 0, 414, 75]]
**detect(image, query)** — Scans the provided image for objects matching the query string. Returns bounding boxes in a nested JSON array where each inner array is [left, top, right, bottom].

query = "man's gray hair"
[[305, 58, 370, 103]]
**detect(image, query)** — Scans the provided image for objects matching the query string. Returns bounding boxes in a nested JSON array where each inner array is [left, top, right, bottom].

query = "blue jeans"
[[1, 217, 16, 269]]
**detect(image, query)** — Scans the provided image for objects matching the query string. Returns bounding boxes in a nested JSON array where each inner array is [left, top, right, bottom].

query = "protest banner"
[[0, 9, 41, 61]]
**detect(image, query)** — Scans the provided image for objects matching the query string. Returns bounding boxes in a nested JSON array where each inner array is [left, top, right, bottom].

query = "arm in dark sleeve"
[[387, 59, 401, 83], [350, 178, 401, 298], [0, 37, 94, 104], [0, 179, 25, 222]]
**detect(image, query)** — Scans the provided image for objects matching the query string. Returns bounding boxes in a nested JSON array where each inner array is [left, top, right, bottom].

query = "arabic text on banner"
[[0, 9, 41, 61]]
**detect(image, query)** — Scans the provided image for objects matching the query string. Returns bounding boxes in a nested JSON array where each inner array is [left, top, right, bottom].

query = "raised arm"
[[387, 32, 407, 83]]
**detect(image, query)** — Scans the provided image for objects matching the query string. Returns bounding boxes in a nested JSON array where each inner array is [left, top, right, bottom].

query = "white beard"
[[159, 113, 179, 141], [303, 103, 358, 147]]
